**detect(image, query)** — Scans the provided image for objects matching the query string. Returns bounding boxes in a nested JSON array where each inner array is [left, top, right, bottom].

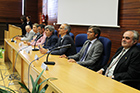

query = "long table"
[[4, 39, 140, 93]]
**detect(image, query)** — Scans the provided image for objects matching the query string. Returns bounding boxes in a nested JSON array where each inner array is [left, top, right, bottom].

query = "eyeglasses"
[[122, 36, 130, 40], [87, 31, 94, 33]]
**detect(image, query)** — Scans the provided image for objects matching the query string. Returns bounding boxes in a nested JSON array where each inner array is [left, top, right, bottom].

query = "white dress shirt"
[[105, 48, 130, 77]]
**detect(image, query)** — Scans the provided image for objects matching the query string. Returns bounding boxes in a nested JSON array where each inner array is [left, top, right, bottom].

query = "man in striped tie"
[[97, 30, 140, 81]]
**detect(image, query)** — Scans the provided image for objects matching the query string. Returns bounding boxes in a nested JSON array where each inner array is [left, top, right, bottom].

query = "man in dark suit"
[[39, 25, 58, 50], [60, 26, 103, 71], [40, 23, 76, 56], [97, 30, 140, 81]]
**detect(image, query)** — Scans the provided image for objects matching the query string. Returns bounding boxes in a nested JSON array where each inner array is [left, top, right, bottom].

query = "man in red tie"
[[97, 30, 140, 81]]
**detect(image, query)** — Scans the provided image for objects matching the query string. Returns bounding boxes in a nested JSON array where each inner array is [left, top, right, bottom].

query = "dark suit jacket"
[[27, 21, 32, 29], [103, 45, 140, 81], [20, 22, 27, 35], [43, 34, 58, 49], [68, 40, 103, 71], [50, 34, 76, 56]]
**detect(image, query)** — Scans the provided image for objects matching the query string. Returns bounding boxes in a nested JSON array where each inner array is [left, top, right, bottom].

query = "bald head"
[[121, 30, 139, 49], [25, 25, 31, 32]]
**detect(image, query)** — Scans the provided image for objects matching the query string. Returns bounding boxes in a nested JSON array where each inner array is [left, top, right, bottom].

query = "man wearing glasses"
[[39, 23, 76, 56], [61, 26, 103, 71], [97, 30, 140, 81]]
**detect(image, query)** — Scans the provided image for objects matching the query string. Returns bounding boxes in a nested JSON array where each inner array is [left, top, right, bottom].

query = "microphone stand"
[[32, 40, 39, 51], [28, 52, 47, 89], [28, 44, 71, 89], [44, 49, 56, 65], [44, 44, 71, 65], [32, 34, 43, 51], [11, 35, 20, 42], [9, 45, 30, 81]]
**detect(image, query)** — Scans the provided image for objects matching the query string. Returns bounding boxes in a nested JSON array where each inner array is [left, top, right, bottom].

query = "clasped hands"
[[60, 54, 76, 63], [38, 44, 49, 54]]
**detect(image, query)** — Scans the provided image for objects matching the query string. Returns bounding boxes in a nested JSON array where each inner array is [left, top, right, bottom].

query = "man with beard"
[[97, 30, 140, 81]]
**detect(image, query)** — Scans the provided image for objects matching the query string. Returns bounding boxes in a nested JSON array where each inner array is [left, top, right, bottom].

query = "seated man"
[[39, 23, 76, 56], [29, 23, 39, 41], [39, 25, 58, 49], [61, 26, 103, 71], [27, 24, 46, 46], [97, 30, 140, 81], [16, 25, 35, 41]]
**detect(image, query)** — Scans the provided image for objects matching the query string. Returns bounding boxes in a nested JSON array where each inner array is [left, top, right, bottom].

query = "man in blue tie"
[[61, 26, 103, 71]]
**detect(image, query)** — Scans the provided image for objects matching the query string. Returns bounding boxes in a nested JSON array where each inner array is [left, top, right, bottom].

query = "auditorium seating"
[[75, 34, 87, 53], [136, 43, 140, 49], [75, 34, 111, 68], [54, 30, 58, 35], [69, 32, 74, 40], [98, 36, 111, 67]]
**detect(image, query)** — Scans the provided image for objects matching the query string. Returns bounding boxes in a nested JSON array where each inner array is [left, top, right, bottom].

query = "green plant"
[[0, 70, 57, 93], [0, 48, 5, 58], [19, 70, 57, 93]]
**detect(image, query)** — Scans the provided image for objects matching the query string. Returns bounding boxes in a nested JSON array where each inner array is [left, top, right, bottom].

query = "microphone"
[[11, 35, 20, 42], [27, 44, 71, 88], [32, 34, 43, 51], [44, 44, 71, 65], [28, 52, 48, 89], [9, 45, 31, 81], [11, 35, 24, 42]]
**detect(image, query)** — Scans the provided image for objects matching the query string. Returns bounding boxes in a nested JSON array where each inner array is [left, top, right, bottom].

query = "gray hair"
[[45, 25, 55, 33], [127, 30, 139, 41], [33, 23, 39, 27], [63, 23, 71, 34]]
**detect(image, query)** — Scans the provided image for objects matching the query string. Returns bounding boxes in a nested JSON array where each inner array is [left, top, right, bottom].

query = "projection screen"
[[57, 0, 119, 27]]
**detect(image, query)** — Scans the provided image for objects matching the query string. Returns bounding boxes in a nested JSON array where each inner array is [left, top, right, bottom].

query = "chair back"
[[54, 30, 58, 35], [69, 32, 74, 40], [75, 34, 87, 53], [98, 36, 111, 67], [136, 43, 140, 49]]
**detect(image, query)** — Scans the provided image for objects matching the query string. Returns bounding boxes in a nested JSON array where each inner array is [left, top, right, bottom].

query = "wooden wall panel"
[[0, 0, 22, 23], [38, 0, 42, 24], [25, 0, 38, 23]]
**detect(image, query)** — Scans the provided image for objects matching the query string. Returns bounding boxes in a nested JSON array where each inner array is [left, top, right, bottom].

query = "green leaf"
[[18, 82, 30, 93], [0, 88, 11, 93], [30, 75, 35, 89], [0, 86, 15, 93], [35, 84, 39, 93], [32, 70, 44, 93]]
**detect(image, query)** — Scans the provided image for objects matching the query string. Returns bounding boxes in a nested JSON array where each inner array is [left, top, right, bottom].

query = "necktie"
[[60, 38, 63, 43], [45, 37, 49, 45], [105, 49, 125, 76], [80, 42, 91, 61]]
